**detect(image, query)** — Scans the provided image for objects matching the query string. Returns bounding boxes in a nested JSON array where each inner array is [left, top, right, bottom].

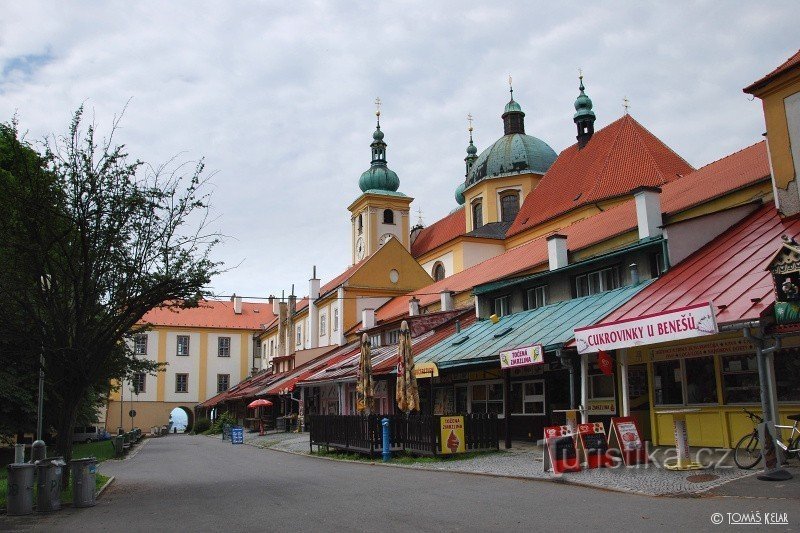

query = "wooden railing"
[[308, 413, 498, 457]]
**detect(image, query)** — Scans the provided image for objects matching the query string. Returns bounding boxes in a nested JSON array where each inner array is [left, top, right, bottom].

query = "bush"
[[194, 418, 211, 433], [206, 411, 237, 435]]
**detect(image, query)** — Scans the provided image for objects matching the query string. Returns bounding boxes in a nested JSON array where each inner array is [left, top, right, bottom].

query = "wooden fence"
[[308, 413, 498, 457]]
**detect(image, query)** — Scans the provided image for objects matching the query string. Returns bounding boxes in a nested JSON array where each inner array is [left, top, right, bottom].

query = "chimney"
[[409, 296, 420, 317], [308, 266, 320, 349], [546, 234, 568, 270], [632, 186, 663, 240], [231, 293, 242, 314], [362, 308, 376, 329], [440, 290, 454, 312], [271, 295, 279, 315]]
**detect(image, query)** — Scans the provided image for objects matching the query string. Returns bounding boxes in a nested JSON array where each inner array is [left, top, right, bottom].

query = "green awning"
[[415, 281, 654, 369]]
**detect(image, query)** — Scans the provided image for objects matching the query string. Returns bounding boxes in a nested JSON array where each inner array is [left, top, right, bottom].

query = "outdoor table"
[[655, 408, 705, 470]]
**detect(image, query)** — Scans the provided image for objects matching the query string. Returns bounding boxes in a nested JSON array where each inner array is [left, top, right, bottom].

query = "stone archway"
[[168, 406, 194, 433]]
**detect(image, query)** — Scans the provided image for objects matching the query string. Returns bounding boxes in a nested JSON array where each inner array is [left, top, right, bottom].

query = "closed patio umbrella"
[[395, 320, 419, 413], [356, 333, 374, 414]]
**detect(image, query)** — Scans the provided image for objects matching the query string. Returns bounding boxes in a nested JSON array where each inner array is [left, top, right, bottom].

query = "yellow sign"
[[414, 362, 439, 379], [440, 416, 466, 454]]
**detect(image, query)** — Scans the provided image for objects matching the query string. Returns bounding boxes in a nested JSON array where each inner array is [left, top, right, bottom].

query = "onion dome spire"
[[502, 75, 525, 135], [574, 70, 596, 148], [457, 113, 476, 206], [359, 97, 400, 193]]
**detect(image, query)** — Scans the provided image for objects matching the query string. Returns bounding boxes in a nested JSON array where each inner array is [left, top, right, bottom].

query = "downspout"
[[557, 348, 575, 410], [660, 238, 670, 273]]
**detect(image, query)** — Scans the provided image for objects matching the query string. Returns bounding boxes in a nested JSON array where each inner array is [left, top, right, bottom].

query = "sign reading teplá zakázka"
[[499, 344, 544, 369], [440, 416, 465, 454], [573, 302, 718, 354]]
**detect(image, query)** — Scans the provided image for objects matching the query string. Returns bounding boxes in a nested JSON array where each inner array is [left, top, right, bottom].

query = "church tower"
[[347, 99, 413, 264], [574, 72, 596, 148]]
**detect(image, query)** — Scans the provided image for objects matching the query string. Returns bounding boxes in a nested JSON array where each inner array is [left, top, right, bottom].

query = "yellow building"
[[106, 296, 273, 432]]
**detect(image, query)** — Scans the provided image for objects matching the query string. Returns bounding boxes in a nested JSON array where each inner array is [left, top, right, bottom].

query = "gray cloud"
[[1, 1, 797, 298]]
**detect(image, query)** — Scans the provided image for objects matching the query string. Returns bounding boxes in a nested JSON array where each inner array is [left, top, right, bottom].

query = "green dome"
[[573, 79, 595, 121], [466, 133, 557, 186], [455, 182, 466, 205], [373, 127, 384, 141], [504, 99, 523, 114], [359, 165, 400, 192]]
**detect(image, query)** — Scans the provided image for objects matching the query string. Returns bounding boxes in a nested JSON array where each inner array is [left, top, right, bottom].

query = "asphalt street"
[[2, 435, 796, 532]]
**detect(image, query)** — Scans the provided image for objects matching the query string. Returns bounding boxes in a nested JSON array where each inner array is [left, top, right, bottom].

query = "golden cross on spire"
[[623, 96, 630, 114], [467, 113, 474, 132], [578, 67, 583, 81], [508, 74, 513, 98], [374, 97, 382, 117], [416, 206, 424, 226]]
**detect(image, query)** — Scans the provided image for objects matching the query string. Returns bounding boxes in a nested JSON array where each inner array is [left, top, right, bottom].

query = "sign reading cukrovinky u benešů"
[[573, 302, 718, 354]]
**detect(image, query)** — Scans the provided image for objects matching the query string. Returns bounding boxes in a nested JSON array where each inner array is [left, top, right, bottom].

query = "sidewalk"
[[235, 430, 800, 498]]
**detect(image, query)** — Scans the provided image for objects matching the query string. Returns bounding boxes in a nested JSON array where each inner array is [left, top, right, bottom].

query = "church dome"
[[455, 182, 466, 205], [359, 165, 400, 192], [466, 133, 557, 186]]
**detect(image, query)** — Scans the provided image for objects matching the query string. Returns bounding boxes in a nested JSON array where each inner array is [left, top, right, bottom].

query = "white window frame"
[[369, 333, 382, 348], [176, 335, 190, 356], [296, 325, 302, 345], [387, 329, 400, 345], [133, 334, 147, 356], [333, 308, 339, 332], [468, 380, 505, 418], [494, 295, 510, 317], [510, 379, 545, 416], [320, 314, 327, 336], [218, 336, 231, 357], [526, 286, 548, 310], [575, 266, 619, 297]]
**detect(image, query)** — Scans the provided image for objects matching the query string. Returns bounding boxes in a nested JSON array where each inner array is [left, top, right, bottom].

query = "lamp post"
[[129, 386, 136, 431], [118, 381, 124, 435], [36, 275, 50, 443]]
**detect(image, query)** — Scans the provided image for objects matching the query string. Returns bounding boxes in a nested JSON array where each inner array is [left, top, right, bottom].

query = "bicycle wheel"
[[734, 432, 762, 469], [788, 436, 800, 460]]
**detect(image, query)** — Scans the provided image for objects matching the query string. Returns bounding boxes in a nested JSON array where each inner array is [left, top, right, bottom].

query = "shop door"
[[627, 363, 651, 441]]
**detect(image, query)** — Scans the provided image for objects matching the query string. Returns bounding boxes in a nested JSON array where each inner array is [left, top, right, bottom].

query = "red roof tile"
[[744, 49, 800, 94], [599, 203, 794, 325], [508, 115, 693, 237], [411, 207, 466, 258], [141, 299, 275, 330]]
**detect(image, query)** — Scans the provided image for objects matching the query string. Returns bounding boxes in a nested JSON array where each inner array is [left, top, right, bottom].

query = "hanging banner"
[[574, 302, 718, 354], [499, 344, 544, 369], [440, 416, 465, 454]]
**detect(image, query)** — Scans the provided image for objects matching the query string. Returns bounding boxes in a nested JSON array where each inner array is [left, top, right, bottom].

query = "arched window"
[[500, 191, 520, 223], [472, 200, 483, 230], [357, 214, 363, 234], [383, 209, 394, 224], [432, 262, 445, 281]]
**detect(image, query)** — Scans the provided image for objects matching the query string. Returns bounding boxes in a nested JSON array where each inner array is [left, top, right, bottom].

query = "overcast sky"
[[2, 1, 798, 300]]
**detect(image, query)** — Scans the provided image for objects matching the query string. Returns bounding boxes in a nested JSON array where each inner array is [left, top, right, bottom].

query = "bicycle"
[[733, 408, 800, 469]]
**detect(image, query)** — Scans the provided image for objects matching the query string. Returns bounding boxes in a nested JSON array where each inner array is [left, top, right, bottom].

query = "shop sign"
[[650, 337, 751, 361], [414, 362, 439, 379], [440, 416, 465, 454], [608, 417, 648, 466], [574, 302, 718, 354], [576, 422, 612, 469], [586, 400, 616, 415], [499, 344, 544, 369]]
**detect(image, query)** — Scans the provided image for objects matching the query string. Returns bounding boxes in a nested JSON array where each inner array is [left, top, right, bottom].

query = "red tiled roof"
[[411, 207, 466, 258], [387, 141, 770, 311], [261, 347, 353, 396], [508, 115, 693, 237], [599, 203, 794, 325], [141, 299, 275, 330], [744, 49, 800, 94]]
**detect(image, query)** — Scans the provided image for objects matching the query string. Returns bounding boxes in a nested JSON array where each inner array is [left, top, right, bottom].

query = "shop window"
[[218, 336, 231, 357], [470, 382, 504, 416], [589, 373, 615, 399], [432, 262, 445, 281], [499, 191, 520, 223], [775, 348, 800, 402], [511, 380, 545, 415], [653, 360, 683, 405], [176, 335, 190, 356], [575, 266, 619, 297], [722, 354, 759, 403], [133, 334, 147, 355], [494, 295, 510, 317], [455, 385, 468, 414], [685, 357, 718, 404], [383, 209, 394, 224], [472, 200, 483, 230], [526, 286, 548, 310]]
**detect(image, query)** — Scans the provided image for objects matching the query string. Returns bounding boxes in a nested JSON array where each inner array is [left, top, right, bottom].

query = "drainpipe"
[[580, 354, 589, 424], [557, 348, 575, 410]]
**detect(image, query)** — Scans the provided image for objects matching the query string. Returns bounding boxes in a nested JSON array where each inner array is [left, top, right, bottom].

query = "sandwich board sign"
[[440, 416, 466, 454], [608, 416, 648, 465], [543, 425, 581, 474], [576, 422, 612, 469]]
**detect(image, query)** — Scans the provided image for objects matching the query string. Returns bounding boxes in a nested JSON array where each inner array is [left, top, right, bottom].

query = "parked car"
[[72, 425, 102, 443]]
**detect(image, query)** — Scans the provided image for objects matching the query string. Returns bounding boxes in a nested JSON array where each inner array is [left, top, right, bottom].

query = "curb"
[[96, 475, 115, 499], [250, 439, 751, 499]]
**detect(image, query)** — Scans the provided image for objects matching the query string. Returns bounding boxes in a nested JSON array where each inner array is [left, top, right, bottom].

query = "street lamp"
[[129, 385, 136, 431], [36, 275, 50, 443]]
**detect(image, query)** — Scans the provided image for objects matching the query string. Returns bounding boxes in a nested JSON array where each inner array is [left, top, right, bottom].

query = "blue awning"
[[415, 281, 654, 369]]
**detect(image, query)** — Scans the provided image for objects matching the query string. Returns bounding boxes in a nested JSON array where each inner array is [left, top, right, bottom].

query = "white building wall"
[[462, 241, 506, 270], [206, 332, 242, 397], [124, 331, 158, 402], [164, 331, 200, 403], [421, 251, 454, 279]]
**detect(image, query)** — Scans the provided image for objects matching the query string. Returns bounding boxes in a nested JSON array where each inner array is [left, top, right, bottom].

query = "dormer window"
[[383, 209, 394, 224]]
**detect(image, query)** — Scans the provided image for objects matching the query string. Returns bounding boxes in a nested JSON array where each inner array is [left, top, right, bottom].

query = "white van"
[[72, 425, 101, 443]]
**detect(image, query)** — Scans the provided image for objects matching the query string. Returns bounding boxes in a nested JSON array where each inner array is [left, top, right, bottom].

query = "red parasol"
[[248, 399, 273, 408]]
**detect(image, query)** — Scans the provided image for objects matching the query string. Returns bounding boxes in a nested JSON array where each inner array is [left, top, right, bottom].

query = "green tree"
[[0, 109, 220, 478]]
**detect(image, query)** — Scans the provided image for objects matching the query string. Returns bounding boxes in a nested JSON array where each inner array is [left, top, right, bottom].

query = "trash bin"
[[6, 463, 35, 516], [113, 436, 124, 457], [35, 458, 65, 512], [70, 458, 97, 508]]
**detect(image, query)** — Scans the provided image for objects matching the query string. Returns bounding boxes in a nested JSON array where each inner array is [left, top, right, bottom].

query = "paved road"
[[2, 435, 796, 532]]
